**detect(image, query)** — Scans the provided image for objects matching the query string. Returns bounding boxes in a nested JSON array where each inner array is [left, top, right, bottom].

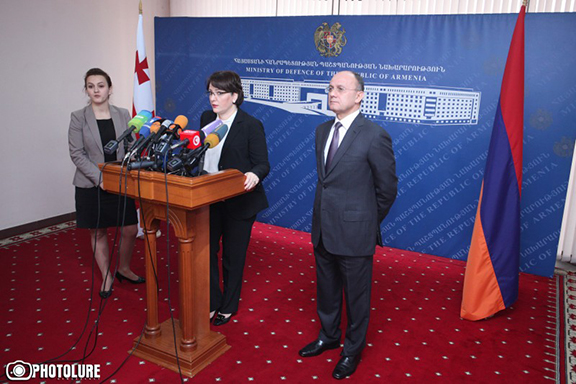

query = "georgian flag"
[[133, 12, 154, 117]]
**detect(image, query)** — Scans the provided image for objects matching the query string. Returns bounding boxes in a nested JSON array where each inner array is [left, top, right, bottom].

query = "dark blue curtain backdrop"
[[155, 14, 575, 277]]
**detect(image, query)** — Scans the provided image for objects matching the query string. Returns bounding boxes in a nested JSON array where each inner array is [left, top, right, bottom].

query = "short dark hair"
[[84, 68, 112, 88], [206, 71, 244, 106], [351, 71, 364, 91]]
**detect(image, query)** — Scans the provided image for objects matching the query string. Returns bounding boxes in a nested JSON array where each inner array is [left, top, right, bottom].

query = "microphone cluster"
[[103, 110, 229, 177]]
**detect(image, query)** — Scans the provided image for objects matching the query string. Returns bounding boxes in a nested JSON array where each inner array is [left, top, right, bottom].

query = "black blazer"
[[200, 108, 270, 220], [311, 113, 397, 256]]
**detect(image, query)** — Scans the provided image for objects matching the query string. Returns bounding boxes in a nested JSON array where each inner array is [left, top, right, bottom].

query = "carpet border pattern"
[[0, 221, 76, 248]]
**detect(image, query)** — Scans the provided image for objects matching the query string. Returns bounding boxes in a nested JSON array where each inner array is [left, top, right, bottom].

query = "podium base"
[[131, 319, 230, 377]]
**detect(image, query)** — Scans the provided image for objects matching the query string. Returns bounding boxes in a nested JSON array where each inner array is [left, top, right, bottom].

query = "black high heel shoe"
[[115, 271, 145, 284], [99, 289, 112, 299], [213, 313, 233, 326]]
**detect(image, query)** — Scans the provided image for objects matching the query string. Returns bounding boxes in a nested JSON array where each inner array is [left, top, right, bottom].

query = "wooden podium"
[[100, 163, 247, 377]]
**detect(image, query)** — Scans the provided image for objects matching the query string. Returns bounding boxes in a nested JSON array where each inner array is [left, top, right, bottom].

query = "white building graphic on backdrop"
[[241, 78, 481, 126]]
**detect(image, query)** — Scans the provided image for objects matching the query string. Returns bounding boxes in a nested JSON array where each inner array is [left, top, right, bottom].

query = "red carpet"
[[559, 271, 576, 384], [0, 222, 560, 383]]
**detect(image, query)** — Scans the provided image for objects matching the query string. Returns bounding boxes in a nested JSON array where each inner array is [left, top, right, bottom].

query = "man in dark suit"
[[299, 71, 397, 379]]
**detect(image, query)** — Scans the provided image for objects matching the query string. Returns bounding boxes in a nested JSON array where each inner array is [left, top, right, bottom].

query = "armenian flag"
[[461, 4, 525, 321]]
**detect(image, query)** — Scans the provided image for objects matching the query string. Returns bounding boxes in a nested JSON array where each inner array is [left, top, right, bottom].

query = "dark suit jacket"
[[311, 113, 397, 256], [68, 104, 131, 188], [200, 108, 270, 220]]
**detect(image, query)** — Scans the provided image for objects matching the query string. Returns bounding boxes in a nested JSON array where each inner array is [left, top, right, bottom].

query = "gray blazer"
[[68, 104, 131, 188], [311, 113, 398, 256]]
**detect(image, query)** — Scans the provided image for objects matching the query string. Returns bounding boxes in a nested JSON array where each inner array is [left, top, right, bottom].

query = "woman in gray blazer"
[[68, 68, 144, 299]]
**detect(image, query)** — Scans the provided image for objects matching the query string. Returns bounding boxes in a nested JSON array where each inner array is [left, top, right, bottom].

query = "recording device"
[[103, 110, 152, 155]]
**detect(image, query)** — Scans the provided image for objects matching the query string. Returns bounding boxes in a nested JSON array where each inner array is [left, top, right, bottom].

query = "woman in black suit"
[[68, 68, 145, 299], [201, 71, 270, 326]]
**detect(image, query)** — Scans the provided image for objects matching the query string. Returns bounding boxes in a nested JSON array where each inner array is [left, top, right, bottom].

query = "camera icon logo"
[[6, 360, 33, 381]]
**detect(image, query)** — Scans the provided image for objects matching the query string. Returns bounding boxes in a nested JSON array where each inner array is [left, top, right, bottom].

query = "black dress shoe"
[[115, 271, 145, 284], [298, 339, 340, 357], [213, 313, 233, 326], [99, 289, 112, 299], [332, 355, 361, 380]]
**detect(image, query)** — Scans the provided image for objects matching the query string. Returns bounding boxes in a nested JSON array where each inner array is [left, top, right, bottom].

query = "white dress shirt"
[[204, 110, 237, 173], [323, 109, 360, 163]]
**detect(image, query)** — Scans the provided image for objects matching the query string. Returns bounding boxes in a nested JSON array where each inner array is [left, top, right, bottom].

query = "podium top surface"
[[99, 163, 247, 210]]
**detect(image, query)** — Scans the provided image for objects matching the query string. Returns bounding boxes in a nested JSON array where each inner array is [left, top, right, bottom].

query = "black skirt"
[[75, 187, 138, 229]]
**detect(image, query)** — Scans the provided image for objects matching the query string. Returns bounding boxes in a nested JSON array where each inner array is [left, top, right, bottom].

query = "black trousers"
[[314, 237, 373, 356], [209, 202, 256, 314]]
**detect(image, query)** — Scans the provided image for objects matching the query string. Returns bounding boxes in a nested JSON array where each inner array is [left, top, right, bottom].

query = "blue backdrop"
[[155, 13, 576, 277]]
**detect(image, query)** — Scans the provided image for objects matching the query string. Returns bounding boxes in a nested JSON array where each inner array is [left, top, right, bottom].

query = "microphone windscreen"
[[212, 124, 229, 141], [150, 121, 163, 134], [204, 133, 220, 149], [161, 119, 173, 129], [141, 116, 160, 132], [173, 115, 189, 131], [138, 124, 151, 138], [129, 110, 153, 132], [200, 119, 223, 136], [180, 130, 202, 150]]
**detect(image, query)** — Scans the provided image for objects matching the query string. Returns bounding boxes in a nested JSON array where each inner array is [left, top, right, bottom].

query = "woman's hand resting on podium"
[[244, 171, 259, 191]]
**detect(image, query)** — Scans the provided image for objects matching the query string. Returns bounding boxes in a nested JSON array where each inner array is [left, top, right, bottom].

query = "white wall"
[[0, 0, 169, 231], [170, 0, 575, 16]]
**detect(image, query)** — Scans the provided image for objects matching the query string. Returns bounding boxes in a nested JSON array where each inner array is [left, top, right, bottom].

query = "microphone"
[[127, 159, 156, 171], [200, 119, 223, 139], [183, 124, 229, 171], [104, 110, 152, 155], [164, 128, 202, 172], [170, 115, 189, 135], [170, 139, 190, 151], [157, 115, 188, 146], [204, 123, 229, 148], [153, 119, 180, 158], [179, 130, 202, 150], [152, 119, 173, 143], [137, 115, 161, 137], [166, 146, 204, 172], [126, 118, 162, 159]]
